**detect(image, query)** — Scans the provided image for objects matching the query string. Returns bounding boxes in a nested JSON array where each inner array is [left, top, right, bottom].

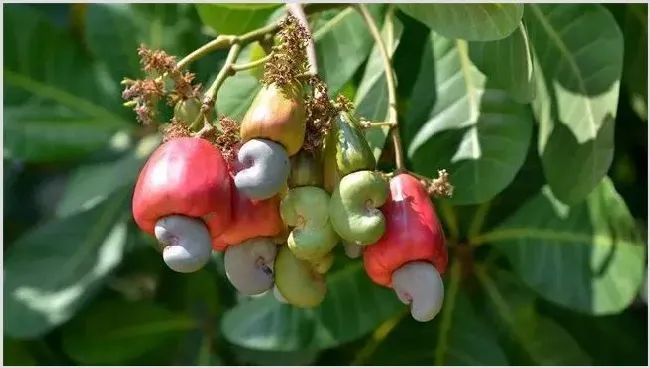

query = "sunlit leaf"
[[476, 177, 646, 315], [526, 4, 623, 205], [397, 4, 523, 41], [4, 190, 131, 338], [406, 32, 533, 205]]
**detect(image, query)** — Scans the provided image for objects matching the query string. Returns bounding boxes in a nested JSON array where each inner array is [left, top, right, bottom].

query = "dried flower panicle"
[[303, 76, 337, 152], [427, 169, 454, 198], [122, 44, 203, 127], [212, 117, 242, 164], [334, 95, 354, 112], [161, 118, 192, 141], [262, 14, 310, 86]]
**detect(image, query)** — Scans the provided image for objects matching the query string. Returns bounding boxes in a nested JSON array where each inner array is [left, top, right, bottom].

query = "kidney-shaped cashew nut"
[[154, 215, 212, 273], [224, 238, 277, 296], [234, 138, 291, 200], [391, 261, 445, 322]]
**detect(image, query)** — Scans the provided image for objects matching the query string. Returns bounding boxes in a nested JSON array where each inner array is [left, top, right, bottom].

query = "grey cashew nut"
[[343, 242, 362, 259], [154, 215, 212, 273], [234, 138, 291, 200], [224, 238, 277, 296], [391, 261, 445, 322], [273, 285, 288, 304]]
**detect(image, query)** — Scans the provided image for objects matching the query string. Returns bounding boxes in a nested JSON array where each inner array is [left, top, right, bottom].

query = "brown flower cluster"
[[212, 117, 242, 164], [425, 169, 454, 198], [121, 44, 203, 126], [303, 76, 337, 153], [161, 118, 192, 142], [262, 15, 310, 87]]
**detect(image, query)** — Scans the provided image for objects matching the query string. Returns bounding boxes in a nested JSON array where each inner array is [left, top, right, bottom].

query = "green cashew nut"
[[280, 186, 339, 262], [329, 170, 389, 246], [274, 245, 326, 308]]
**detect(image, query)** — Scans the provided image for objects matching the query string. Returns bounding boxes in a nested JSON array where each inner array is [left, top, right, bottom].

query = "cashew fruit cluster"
[[132, 80, 448, 322]]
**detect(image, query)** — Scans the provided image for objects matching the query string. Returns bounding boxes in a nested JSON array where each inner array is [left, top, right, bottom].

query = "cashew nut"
[[234, 138, 291, 200], [224, 238, 277, 296], [154, 215, 212, 273], [391, 261, 445, 322]]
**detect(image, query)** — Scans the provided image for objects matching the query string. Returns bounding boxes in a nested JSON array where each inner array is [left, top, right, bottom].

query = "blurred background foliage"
[[3, 3, 648, 366]]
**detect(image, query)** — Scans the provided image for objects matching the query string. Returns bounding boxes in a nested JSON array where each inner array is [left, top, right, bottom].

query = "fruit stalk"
[[356, 4, 405, 171]]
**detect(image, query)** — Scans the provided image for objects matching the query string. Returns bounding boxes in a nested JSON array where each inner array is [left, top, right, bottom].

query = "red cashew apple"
[[363, 173, 448, 322], [214, 150, 285, 296], [212, 157, 285, 252], [132, 137, 232, 273], [211, 181, 284, 251]]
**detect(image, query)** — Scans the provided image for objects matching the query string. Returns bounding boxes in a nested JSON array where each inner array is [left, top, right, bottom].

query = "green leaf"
[[365, 260, 507, 365], [3, 190, 131, 338], [525, 4, 623, 205], [354, 7, 404, 160], [85, 4, 221, 81], [61, 299, 195, 365], [469, 21, 535, 103], [232, 346, 319, 366], [56, 134, 162, 217], [315, 6, 385, 95], [4, 339, 37, 365], [4, 106, 130, 163], [541, 300, 649, 365], [476, 177, 646, 315], [220, 261, 404, 352], [216, 72, 261, 120], [406, 33, 533, 205], [477, 268, 592, 365], [4, 5, 131, 163], [621, 4, 648, 122], [195, 4, 281, 36], [397, 4, 524, 41]]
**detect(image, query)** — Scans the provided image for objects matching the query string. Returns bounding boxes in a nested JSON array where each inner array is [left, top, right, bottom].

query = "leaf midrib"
[[529, 4, 596, 138], [471, 227, 638, 249]]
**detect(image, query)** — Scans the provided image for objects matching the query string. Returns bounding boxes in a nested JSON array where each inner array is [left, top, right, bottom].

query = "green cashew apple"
[[323, 111, 376, 193], [329, 170, 389, 246], [288, 149, 323, 188], [274, 245, 327, 308], [280, 186, 339, 262], [173, 97, 202, 125]]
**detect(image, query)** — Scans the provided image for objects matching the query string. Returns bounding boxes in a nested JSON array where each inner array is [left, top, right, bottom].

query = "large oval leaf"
[[196, 4, 281, 36], [61, 299, 195, 364], [4, 5, 131, 163], [315, 5, 385, 95], [55, 134, 161, 217], [86, 4, 222, 85], [397, 4, 523, 41], [406, 32, 533, 205], [354, 6, 404, 160], [3, 190, 131, 338], [477, 268, 592, 365], [366, 260, 508, 365], [474, 178, 646, 315], [525, 4, 624, 205], [220, 261, 403, 352], [469, 21, 536, 104]]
